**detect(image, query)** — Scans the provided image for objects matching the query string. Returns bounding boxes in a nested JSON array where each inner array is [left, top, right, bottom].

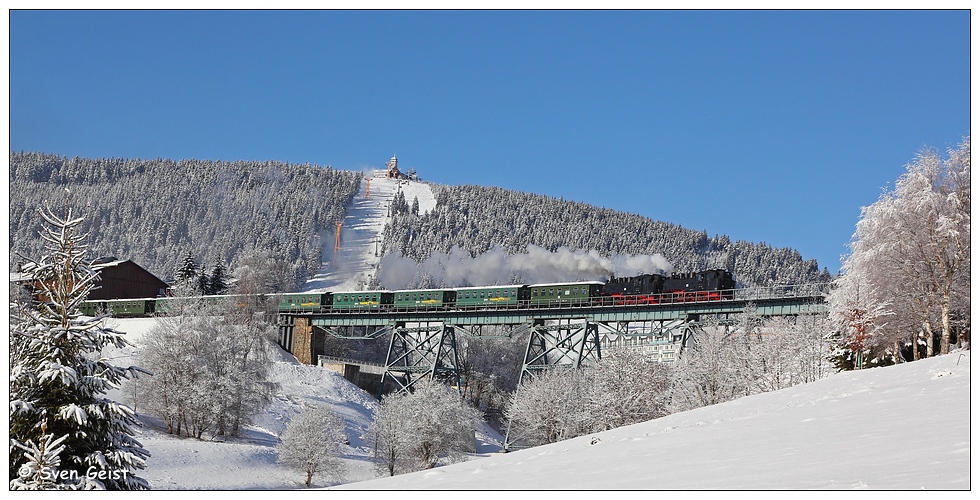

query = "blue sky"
[[8, 10, 971, 274]]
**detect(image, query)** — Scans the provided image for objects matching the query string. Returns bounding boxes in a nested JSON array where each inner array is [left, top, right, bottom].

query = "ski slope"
[[303, 171, 436, 292]]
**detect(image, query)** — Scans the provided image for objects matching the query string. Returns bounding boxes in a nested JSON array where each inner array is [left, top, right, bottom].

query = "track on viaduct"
[[277, 284, 829, 395]]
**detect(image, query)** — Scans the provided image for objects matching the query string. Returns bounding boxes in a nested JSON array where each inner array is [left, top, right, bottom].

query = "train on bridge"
[[79, 269, 736, 317]]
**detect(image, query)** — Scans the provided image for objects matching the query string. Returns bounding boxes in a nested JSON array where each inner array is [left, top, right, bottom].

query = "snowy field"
[[106, 316, 969, 490], [338, 350, 971, 490]]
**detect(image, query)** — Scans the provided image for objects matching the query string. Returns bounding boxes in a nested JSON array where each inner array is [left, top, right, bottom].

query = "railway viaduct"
[[277, 284, 829, 395]]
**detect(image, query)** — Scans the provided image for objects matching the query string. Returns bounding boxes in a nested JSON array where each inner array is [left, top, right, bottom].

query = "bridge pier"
[[520, 318, 602, 383], [288, 316, 326, 365], [380, 322, 461, 395]]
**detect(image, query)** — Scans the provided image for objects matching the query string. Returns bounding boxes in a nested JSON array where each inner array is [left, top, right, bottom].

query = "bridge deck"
[[293, 286, 828, 328]]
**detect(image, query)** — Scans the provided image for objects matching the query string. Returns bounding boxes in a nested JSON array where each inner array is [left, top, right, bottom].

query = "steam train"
[[79, 269, 736, 317]]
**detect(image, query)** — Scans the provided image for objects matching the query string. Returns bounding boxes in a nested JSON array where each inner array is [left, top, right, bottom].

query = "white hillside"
[[303, 171, 436, 292], [104, 316, 502, 490], [102, 309, 970, 489], [337, 351, 971, 490]]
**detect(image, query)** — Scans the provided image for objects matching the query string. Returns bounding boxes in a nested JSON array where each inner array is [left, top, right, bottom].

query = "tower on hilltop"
[[385, 155, 401, 179]]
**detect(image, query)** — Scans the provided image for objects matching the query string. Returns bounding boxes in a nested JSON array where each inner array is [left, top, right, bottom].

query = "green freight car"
[[528, 282, 603, 306], [393, 289, 456, 309], [454, 285, 528, 308], [331, 291, 393, 310]]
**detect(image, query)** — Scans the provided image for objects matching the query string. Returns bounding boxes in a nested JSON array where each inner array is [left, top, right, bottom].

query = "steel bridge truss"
[[521, 319, 600, 381], [381, 322, 462, 394], [284, 290, 827, 396]]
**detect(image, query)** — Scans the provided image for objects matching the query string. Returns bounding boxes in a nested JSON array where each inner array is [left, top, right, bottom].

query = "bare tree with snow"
[[368, 381, 483, 476], [829, 137, 970, 363], [134, 299, 277, 439], [276, 405, 347, 487]]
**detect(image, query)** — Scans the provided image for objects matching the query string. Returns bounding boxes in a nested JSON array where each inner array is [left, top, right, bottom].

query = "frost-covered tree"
[[234, 247, 300, 295], [276, 405, 347, 487], [135, 299, 277, 438], [669, 312, 833, 410], [9, 194, 149, 489], [667, 324, 748, 412], [829, 137, 970, 363], [504, 368, 592, 447], [369, 382, 482, 476], [505, 348, 671, 447], [826, 268, 895, 368], [457, 332, 527, 418], [585, 348, 671, 431], [368, 393, 413, 477]]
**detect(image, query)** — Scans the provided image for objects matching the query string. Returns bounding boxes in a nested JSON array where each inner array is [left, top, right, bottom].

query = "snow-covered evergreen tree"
[[9, 194, 150, 490], [174, 251, 201, 293], [206, 262, 228, 295], [9, 422, 72, 490], [275, 405, 347, 487]]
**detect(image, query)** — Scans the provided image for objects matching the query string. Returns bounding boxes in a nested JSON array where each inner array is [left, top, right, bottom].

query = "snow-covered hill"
[[108, 315, 969, 490], [336, 350, 971, 490], [97, 176, 969, 490], [105, 317, 502, 489]]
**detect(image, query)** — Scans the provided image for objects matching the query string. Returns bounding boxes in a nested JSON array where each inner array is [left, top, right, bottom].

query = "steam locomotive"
[[601, 269, 736, 305]]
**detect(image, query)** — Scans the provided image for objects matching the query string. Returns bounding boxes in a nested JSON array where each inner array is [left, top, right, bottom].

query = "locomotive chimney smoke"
[[377, 244, 673, 289]]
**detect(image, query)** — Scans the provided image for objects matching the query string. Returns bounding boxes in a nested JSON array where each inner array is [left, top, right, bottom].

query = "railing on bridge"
[[277, 283, 830, 315]]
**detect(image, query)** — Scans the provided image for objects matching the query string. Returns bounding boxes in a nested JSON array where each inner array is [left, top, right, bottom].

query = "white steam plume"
[[378, 244, 673, 289]]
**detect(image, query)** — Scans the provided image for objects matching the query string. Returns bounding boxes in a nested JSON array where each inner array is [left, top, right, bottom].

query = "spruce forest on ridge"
[[8, 151, 831, 289]]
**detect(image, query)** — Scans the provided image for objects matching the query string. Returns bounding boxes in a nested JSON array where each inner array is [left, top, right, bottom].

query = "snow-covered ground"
[[303, 171, 436, 293], [105, 316, 504, 490], [106, 315, 970, 490], [337, 350, 971, 490]]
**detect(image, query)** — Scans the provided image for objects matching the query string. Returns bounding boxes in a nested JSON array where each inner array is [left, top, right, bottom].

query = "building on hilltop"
[[385, 154, 419, 181]]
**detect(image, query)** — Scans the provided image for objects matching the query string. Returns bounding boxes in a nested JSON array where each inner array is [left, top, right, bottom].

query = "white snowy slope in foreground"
[[105, 317, 503, 490], [338, 351, 971, 490]]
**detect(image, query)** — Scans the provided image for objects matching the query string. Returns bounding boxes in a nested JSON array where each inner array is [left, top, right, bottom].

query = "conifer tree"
[[9, 192, 150, 490], [207, 263, 228, 295]]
